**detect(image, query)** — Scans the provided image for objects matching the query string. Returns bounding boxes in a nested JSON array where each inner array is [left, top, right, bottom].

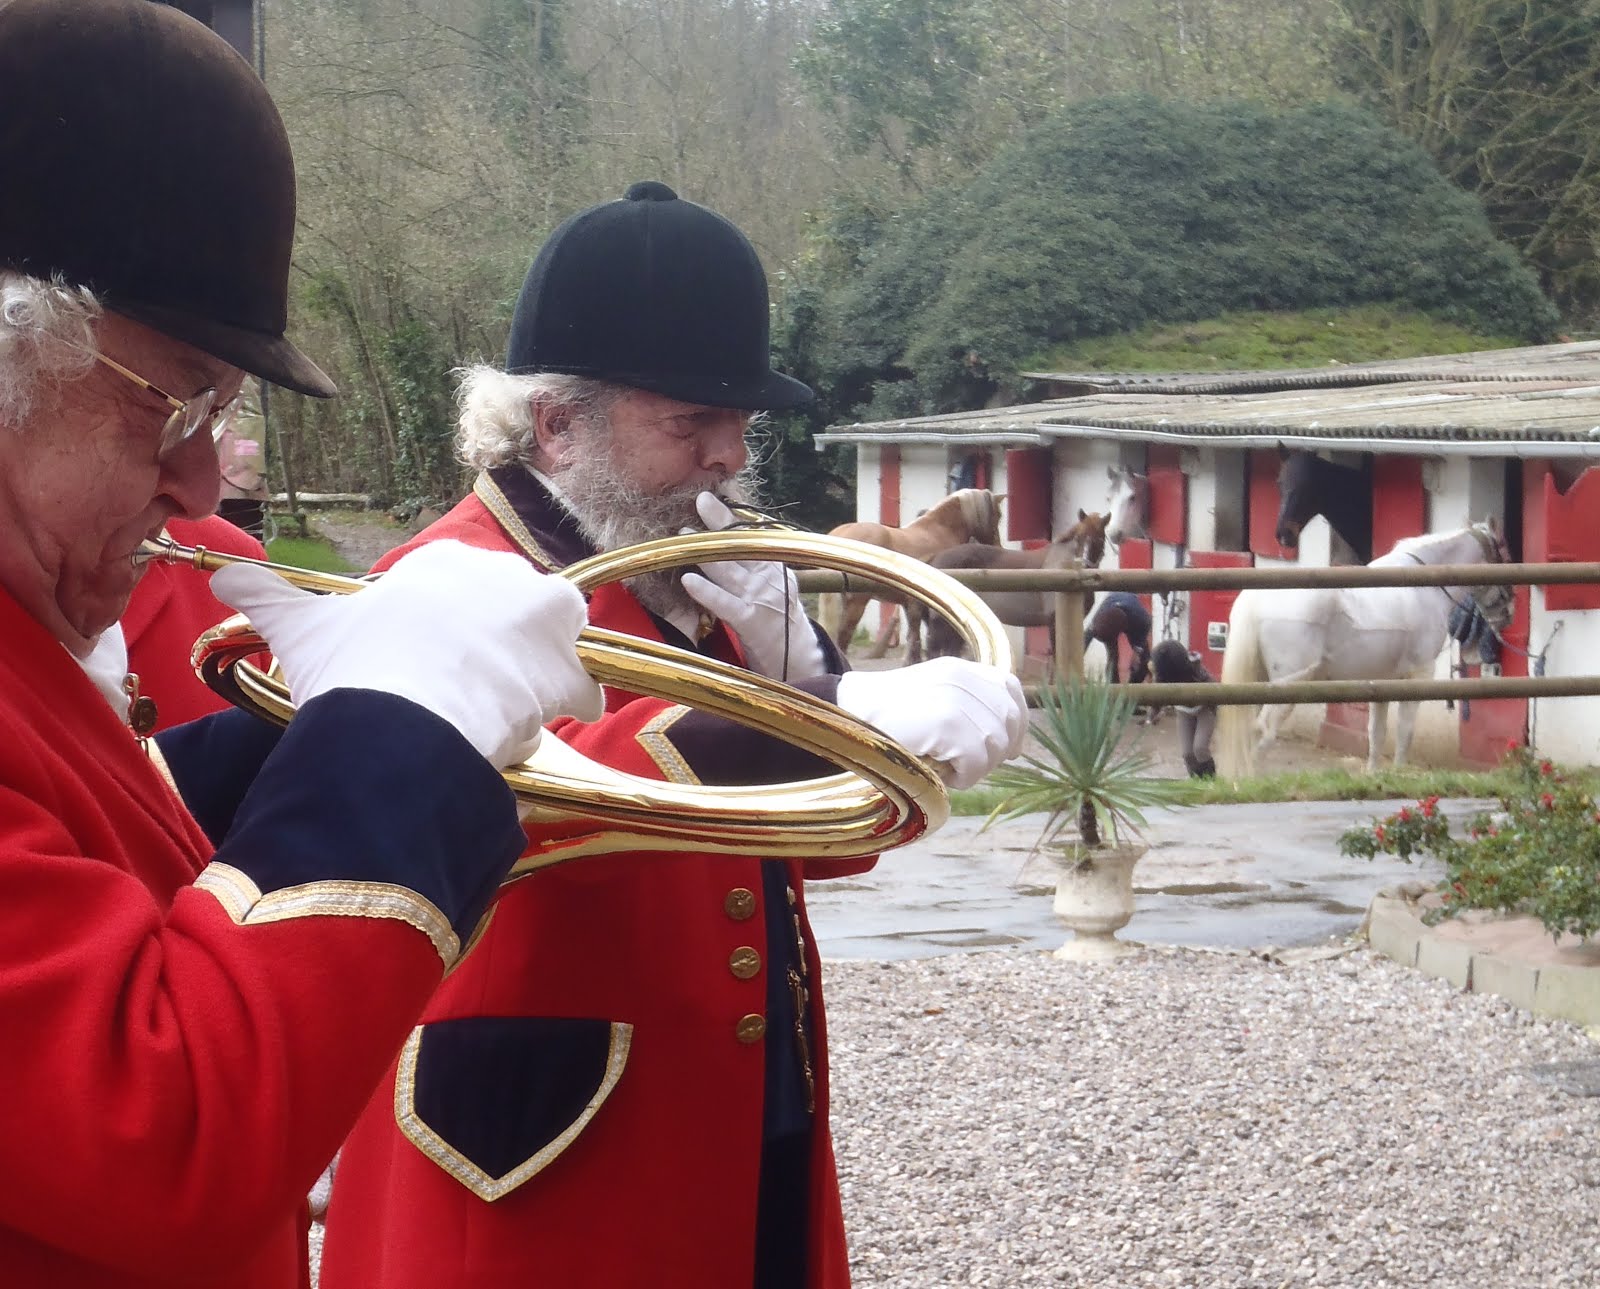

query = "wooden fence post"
[[1055, 559, 1085, 683]]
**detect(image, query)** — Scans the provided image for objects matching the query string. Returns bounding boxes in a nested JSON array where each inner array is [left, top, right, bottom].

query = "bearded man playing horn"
[[319, 183, 1028, 1289], [0, 4, 604, 1286]]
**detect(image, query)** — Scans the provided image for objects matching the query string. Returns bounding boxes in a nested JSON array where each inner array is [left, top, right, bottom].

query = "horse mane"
[[1386, 522, 1498, 563], [954, 489, 1001, 545]]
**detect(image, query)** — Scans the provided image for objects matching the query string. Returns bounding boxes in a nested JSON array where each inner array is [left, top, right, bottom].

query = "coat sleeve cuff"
[[206, 690, 524, 954]]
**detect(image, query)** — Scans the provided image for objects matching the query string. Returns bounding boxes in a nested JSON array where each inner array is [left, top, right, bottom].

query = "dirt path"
[[303, 509, 422, 572]]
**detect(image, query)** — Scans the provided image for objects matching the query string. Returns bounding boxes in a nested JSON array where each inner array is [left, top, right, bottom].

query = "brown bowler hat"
[[0, 0, 335, 397]]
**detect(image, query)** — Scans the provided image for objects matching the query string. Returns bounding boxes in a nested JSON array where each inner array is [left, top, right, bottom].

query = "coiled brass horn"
[[140, 530, 1011, 878]]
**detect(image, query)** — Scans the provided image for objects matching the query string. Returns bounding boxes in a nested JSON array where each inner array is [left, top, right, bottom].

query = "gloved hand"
[[680, 491, 828, 681], [835, 656, 1028, 789], [212, 541, 603, 769]]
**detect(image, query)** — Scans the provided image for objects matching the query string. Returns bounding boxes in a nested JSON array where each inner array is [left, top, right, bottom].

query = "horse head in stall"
[[818, 488, 1004, 657], [1104, 466, 1150, 547], [1274, 448, 1373, 564]]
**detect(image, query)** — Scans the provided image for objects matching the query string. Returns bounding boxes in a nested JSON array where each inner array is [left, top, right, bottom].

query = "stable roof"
[[817, 341, 1600, 458]]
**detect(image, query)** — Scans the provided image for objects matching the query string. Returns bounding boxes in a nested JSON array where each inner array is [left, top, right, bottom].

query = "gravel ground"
[[826, 946, 1600, 1289]]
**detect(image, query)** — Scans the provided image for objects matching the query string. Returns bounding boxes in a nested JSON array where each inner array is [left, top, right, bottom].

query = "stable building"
[[816, 341, 1600, 768]]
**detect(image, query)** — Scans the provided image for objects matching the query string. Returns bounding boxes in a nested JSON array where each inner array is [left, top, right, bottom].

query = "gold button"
[[729, 946, 761, 980], [735, 1014, 766, 1044], [724, 888, 756, 920]]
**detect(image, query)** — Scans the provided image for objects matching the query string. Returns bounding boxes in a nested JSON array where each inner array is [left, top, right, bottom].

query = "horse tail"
[[1216, 592, 1266, 780], [816, 592, 845, 651]]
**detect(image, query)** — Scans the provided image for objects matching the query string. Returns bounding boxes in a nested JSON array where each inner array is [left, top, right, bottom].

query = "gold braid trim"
[[194, 863, 461, 966], [473, 473, 565, 571], [394, 1021, 634, 1202], [636, 707, 701, 786]]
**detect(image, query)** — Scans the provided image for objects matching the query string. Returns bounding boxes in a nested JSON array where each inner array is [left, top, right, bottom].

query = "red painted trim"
[[1371, 456, 1425, 558], [878, 446, 900, 527], [1147, 446, 1187, 548], [1247, 451, 1295, 560], [1186, 549, 1252, 677], [1002, 448, 1051, 542]]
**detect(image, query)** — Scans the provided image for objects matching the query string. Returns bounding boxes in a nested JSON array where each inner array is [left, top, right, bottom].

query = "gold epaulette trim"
[[636, 707, 701, 785], [394, 1020, 633, 1201], [195, 863, 461, 966]]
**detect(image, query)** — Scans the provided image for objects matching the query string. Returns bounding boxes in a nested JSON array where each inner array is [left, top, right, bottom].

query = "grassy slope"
[[1029, 305, 1523, 373]]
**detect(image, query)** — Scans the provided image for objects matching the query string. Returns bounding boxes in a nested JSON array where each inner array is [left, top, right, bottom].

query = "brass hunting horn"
[[140, 529, 1011, 878]]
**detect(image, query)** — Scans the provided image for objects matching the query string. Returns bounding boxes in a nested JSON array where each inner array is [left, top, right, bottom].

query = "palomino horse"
[[920, 510, 1109, 661], [817, 488, 1003, 657], [1216, 520, 1513, 777], [1274, 449, 1372, 563]]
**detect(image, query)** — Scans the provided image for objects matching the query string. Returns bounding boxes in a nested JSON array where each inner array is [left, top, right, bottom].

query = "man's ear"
[[531, 398, 574, 461]]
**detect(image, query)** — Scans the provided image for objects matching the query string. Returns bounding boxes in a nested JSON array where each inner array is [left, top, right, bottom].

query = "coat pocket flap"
[[396, 1016, 632, 1202]]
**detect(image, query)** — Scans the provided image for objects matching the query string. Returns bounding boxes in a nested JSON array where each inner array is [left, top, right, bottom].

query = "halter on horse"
[[817, 488, 1003, 657], [920, 510, 1110, 661], [1216, 520, 1514, 777]]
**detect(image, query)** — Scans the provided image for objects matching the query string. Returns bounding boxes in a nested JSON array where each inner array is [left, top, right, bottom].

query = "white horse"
[[1216, 520, 1513, 777], [1104, 466, 1149, 547]]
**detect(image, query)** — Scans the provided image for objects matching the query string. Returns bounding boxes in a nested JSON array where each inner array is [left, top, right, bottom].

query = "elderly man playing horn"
[[319, 183, 1028, 1289], [0, 4, 604, 1287]]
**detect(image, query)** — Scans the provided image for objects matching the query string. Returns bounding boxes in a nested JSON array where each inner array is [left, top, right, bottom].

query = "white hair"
[[0, 270, 102, 426], [454, 366, 628, 471]]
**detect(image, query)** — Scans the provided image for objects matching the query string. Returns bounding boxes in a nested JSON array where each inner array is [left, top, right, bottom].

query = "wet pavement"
[[806, 799, 1467, 960]]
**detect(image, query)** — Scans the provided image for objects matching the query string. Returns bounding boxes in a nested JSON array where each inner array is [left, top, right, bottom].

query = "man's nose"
[[159, 428, 224, 520], [699, 413, 749, 474]]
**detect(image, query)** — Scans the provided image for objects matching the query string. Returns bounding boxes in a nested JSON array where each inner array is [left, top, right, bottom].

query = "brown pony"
[[818, 488, 1003, 658], [920, 510, 1109, 661]]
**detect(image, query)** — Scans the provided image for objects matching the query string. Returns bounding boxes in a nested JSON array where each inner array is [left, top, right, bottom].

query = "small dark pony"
[[1083, 591, 1152, 683], [919, 510, 1109, 661], [1275, 449, 1372, 564]]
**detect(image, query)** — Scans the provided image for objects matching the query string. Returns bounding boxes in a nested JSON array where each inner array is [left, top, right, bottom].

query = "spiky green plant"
[[984, 676, 1194, 856]]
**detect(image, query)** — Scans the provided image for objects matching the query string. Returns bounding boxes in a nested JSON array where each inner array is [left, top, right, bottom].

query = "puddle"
[[1138, 881, 1271, 897]]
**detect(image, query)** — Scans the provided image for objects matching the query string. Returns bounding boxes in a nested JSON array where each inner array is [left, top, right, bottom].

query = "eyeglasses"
[[73, 344, 229, 459]]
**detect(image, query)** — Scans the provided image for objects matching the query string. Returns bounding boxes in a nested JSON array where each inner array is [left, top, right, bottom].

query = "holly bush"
[[1339, 745, 1600, 942]]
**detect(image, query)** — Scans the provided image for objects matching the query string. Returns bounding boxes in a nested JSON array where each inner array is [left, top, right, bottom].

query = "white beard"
[[552, 434, 764, 627]]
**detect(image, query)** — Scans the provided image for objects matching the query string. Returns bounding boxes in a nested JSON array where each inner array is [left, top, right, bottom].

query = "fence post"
[[1055, 559, 1085, 683]]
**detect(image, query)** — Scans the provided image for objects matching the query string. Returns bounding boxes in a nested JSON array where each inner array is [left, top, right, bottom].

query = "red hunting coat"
[[123, 513, 268, 730], [0, 581, 526, 1287], [320, 468, 872, 1288]]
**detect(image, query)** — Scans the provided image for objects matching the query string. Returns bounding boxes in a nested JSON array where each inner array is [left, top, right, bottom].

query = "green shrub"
[[1339, 744, 1600, 942], [808, 95, 1560, 417]]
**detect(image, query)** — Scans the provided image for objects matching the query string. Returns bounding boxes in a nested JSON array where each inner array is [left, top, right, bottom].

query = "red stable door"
[[1188, 550, 1252, 678]]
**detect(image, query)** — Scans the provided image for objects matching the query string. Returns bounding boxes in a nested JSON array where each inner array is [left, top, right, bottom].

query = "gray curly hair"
[[455, 365, 628, 471], [0, 270, 102, 426]]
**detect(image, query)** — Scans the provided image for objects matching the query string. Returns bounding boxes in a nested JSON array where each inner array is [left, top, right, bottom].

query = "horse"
[[1274, 449, 1373, 564], [920, 510, 1109, 661], [1083, 591, 1153, 683], [1215, 520, 1513, 777], [1104, 466, 1150, 547], [817, 488, 1003, 657]]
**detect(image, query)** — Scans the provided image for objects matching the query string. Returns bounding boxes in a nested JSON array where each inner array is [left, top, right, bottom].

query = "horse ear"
[[1078, 508, 1087, 520]]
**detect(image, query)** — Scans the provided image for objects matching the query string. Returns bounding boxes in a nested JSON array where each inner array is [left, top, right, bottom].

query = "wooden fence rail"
[[797, 556, 1600, 704]]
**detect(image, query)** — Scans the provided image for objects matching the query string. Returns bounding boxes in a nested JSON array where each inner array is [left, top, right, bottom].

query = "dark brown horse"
[[1275, 449, 1372, 563], [818, 488, 1003, 657], [919, 510, 1109, 661]]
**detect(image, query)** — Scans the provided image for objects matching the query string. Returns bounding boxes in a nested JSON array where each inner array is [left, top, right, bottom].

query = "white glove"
[[835, 656, 1028, 790], [680, 492, 828, 681], [212, 541, 603, 769]]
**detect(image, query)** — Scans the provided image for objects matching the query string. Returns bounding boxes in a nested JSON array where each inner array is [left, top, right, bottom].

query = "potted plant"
[[985, 675, 1195, 960]]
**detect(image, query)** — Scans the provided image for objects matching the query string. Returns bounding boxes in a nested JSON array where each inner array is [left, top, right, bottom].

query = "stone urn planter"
[[1050, 843, 1146, 961]]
